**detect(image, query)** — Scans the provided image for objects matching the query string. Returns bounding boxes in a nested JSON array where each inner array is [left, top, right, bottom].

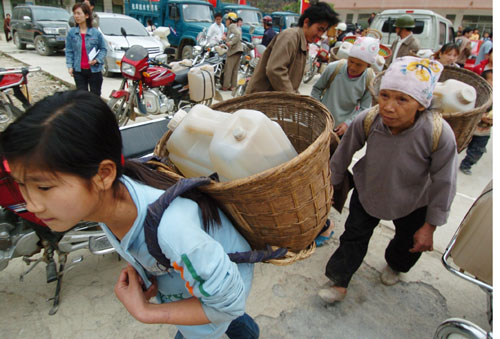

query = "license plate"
[[56, 36, 65, 41], [237, 78, 246, 85]]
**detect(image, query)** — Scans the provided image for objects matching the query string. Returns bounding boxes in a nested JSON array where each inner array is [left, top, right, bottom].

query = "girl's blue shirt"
[[99, 176, 254, 339], [65, 26, 107, 72]]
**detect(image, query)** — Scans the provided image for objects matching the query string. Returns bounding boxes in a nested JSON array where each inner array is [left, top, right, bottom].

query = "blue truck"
[[270, 11, 300, 33], [125, 0, 214, 59], [213, 0, 264, 44]]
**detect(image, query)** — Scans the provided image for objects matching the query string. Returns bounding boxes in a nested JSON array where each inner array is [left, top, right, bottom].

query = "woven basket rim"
[[369, 65, 493, 117], [160, 91, 334, 192]]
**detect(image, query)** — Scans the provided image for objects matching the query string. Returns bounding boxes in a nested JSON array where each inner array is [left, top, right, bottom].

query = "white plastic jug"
[[432, 79, 477, 114], [336, 41, 353, 60], [210, 109, 298, 181], [188, 65, 215, 102], [166, 105, 231, 178]]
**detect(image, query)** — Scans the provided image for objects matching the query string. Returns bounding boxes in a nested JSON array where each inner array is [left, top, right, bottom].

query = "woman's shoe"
[[315, 219, 334, 247], [318, 286, 347, 303]]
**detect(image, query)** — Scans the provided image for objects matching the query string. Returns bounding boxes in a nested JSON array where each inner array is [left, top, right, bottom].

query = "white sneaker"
[[318, 286, 347, 303], [380, 265, 400, 286]]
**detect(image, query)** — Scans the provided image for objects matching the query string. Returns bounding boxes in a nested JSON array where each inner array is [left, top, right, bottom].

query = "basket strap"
[[431, 111, 443, 153], [321, 59, 346, 98], [363, 104, 379, 138]]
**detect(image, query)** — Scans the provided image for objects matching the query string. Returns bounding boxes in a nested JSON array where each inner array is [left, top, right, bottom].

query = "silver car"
[[96, 13, 164, 77]]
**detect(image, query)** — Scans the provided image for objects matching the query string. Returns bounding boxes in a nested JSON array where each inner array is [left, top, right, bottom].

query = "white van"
[[370, 9, 455, 57]]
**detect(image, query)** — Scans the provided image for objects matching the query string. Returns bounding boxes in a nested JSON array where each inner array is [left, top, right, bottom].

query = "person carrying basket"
[[319, 56, 458, 303]]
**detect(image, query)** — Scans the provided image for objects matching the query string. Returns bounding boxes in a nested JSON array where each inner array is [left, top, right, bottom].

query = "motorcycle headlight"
[[193, 45, 202, 56], [121, 62, 136, 77], [43, 27, 58, 34], [251, 37, 262, 45]]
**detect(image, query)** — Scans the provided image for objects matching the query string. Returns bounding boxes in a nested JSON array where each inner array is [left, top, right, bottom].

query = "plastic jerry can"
[[209, 109, 298, 181], [166, 105, 231, 178], [336, 41, 353, 60], [432, 79, 477, 114], [188, 65, 215, 102]]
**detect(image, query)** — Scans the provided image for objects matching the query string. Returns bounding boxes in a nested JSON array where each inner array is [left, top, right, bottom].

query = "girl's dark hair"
[[72, 2, 93, 28], [481, 69, 492, 80], [0, 90, 221, 231], [298, 1, 339, 28], [432, 42, 459, 60]]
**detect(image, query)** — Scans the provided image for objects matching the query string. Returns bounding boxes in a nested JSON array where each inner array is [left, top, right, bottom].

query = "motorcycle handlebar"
[[0, 66, 41, 76]]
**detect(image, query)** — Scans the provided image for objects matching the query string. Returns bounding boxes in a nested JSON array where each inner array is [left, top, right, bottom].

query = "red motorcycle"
[[303, 42, 330, 84], [0, 66, 40, 131], [109, 43, 215, 127]]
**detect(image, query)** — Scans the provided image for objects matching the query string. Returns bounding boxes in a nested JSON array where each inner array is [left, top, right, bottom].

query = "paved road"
[[0, 39, 493, 339]]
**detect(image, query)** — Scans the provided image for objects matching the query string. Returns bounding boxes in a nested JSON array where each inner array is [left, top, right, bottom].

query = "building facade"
[[326, 0, 493, 34]]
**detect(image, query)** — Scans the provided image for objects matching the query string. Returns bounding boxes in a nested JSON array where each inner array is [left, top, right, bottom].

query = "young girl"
[[318, 56, 458, 303], [432, 42, 460, 67], [0, 91, 259, 339], [65, 3, 106, 96]]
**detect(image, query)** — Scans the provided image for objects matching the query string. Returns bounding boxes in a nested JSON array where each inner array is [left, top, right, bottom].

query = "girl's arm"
[[115, 264, 210, 325]]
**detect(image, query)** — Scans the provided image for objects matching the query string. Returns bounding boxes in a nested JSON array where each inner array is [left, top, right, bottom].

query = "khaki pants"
[[223, 52, 242, 89]]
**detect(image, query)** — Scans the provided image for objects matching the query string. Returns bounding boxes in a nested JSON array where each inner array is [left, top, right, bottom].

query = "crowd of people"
[[0, 1, 493, 338]]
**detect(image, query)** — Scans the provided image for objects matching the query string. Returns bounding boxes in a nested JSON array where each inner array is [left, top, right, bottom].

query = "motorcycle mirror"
[[120, 27, 127, 38]]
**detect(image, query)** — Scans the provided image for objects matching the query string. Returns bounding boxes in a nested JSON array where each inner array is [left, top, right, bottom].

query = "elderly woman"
[[319, 56, 458, 303]]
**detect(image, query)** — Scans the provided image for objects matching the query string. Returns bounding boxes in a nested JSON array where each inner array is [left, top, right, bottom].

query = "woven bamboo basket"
[[153, 92, 334, 254], [369, 65, 493, 153]]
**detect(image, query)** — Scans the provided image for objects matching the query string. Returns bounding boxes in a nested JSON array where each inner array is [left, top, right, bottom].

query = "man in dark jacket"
[[387, 15, 420, 65], [262, 16, 276, 47]]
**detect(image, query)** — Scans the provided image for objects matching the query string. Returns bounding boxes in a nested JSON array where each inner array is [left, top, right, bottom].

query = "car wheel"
[[102, 60, 112, 77], [181, 45, 193, 60], [13, 32, 26, 50], [34, 36, 53, 56]]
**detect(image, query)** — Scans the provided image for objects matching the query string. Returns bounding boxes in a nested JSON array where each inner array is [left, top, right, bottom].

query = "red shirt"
[[81, 33, 90, 69]]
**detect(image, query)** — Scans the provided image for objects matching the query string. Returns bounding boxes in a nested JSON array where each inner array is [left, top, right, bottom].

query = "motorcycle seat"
[[174, 68, 189, 85]]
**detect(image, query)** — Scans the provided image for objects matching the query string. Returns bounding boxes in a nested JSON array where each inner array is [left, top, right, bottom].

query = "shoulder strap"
[[365, 68, 375, 94], [321, 59, 346, 98], [144, 176, 287, 271], [362, 106, 443, 153]]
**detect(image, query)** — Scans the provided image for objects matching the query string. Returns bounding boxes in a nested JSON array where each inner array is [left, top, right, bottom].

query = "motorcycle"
[[434, 182, 493, 339], [303, 41, 330, 84], [194, 28, 227, 87], [232, 42, 266, 98], [0, 66, 40, 132], [108, 28, 215, 127]]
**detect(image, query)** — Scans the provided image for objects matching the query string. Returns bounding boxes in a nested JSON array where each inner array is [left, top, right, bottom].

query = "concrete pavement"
[[0, 39, 493, 338]]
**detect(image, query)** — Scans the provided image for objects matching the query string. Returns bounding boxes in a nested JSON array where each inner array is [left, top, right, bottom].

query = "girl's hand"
[[114, 264, 150, 321], [68, 68, 73, 77], [89, 59, 97, 66], [409, 222, 436, 253], [334, 122, 348, 136]]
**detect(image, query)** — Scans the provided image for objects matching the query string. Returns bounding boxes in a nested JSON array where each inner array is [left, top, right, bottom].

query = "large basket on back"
[[154, 92, 334, 253], [369, 65, 493, 153]]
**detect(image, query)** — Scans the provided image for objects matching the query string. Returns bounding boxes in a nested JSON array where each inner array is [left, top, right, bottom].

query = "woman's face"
[[439, 49, 458, 65], [378, 89, 425, 134], [302, 19, 329, 43], [9, 163, 101, 232], [73, 7, 89, 26], [347, 57, 370, 77]]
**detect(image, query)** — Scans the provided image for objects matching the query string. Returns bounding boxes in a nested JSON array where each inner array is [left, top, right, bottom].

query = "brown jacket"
[[246, 27, 308, 94], [226, 23, 243, 57], [388, 33, 420, 65], [456, 36, 472, 65]]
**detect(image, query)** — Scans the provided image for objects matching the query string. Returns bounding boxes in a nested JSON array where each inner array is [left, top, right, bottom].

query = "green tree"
[[282, 1, 299, 13]]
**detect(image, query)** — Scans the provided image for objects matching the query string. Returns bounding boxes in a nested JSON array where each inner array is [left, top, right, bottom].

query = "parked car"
[[96, 13, 165, 77], [369, 9, 454, 57], [10, 5, 70, 56]]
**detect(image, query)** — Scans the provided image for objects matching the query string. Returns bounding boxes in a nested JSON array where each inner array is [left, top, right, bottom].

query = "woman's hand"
[[68, 68, 73, 77], [89, 59, 97, 66], [409, 222, 436, 253], [114, 264, 152, 322], [334, 122, 348, 137]]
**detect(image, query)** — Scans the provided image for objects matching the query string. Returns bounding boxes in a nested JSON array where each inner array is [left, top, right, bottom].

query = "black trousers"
[[325, 189, 426, 288], [74, 69, 103, 96]]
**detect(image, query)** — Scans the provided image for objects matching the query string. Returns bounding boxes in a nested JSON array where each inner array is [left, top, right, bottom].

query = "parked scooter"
[[232, 42, 265, 97], [434, 182, 493, 339], [0, 66, 40, 132], [109, 28, 215, 126], [303, 41, 330, 84]]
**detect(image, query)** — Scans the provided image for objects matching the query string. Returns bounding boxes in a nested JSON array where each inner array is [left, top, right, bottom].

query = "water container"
[[166, 105, 231, 178], [432, 79, 477, 114], [210, 109, 298, 181], [188, 65, 215, 102], [336, 41, 353, 60]]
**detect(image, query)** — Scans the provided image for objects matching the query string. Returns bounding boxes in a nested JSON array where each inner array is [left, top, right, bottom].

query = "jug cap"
[[458, 88, 476, 104], [168, 109, 188, 131]]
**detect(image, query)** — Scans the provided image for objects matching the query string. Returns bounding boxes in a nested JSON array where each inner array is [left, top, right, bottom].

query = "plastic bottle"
[[336, 41, 353, 60], [209, 109, 298, 181], [166, 105, 231, 178], [432, 79, 477, 114]]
